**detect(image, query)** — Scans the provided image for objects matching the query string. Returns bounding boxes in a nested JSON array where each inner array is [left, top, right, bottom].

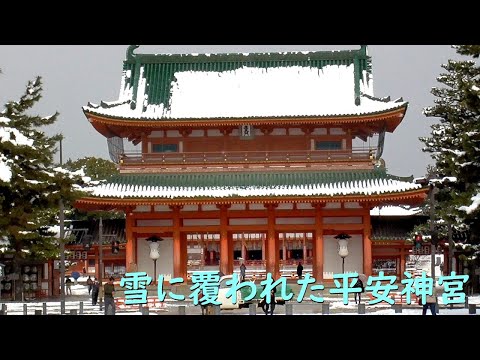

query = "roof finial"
[[126, 45, 139, 61]]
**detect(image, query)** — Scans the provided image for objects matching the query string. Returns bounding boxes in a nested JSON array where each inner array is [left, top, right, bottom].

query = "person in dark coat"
[[297, 262, 304, 279], [86, 276, 93, 295], [91, 277, 100, 306], [260, 286, 277, 315], [354, 278, 365, 304]]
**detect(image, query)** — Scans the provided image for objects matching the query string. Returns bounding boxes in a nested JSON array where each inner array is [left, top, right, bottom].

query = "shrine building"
[[75, 45, 427, 282]]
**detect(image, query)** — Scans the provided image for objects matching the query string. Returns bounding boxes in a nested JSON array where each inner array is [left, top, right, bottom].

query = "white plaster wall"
[[137, 237, 174, 280], [324, 203, 341, 209], [229, 218, 267, 225], [271, 128, 287, 136], [275, 217, 315, 225], [312, 128, 327, 135], [166, 130, 181, 137], [344, 202, 362, 209], [202, 205, 218, 212], [230, 204, 246, 211], [183, 219, 220, 226], [249, 204, 266, 210], [207, 129, 222, 137], [137, 219, 173, 227], [190, 130, 204, 137], [297, 203, 314, 210], [134, 205, 150, 212], [330, 128, 346, 135], [323, 217, 363, 224], [323, 234, 363, 275], [277, 203, 293, 210], [181, 205, 199, 212], [289, 128, 304, 135], [150, 131, 164, 138], [154, 205, 171, 212]]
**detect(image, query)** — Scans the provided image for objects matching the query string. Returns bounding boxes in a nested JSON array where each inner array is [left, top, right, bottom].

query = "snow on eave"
[[87, 178, 422, 200], [370, 206, 423, 217]]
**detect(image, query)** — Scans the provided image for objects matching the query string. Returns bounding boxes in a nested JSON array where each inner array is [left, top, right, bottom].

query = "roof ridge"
[[125, 45, 369, 64]]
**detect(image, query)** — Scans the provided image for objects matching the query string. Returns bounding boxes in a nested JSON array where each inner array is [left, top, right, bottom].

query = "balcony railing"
[[119, 148, 375, 168]]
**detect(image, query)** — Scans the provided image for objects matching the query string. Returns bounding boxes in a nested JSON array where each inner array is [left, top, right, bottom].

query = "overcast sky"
[[0, 45, 463, 178]]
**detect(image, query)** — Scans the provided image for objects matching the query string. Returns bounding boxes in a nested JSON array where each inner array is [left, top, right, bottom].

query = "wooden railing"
[[119, 148, 375, 167]]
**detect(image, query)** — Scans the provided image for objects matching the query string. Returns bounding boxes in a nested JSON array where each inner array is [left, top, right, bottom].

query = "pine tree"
[[64, 156, 122, 220], [0, 76, 89, 299], [420, 45, 480, 255]]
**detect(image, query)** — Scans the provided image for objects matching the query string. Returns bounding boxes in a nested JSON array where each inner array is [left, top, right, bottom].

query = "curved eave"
[[75, 188, 427, 211], [84, 105, 407, 138]]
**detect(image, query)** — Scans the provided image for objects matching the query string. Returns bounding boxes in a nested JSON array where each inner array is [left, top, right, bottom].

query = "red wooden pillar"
[[265, 203, 279, 279], [363, 211, 372, 277], [218, 204, 232, 275], [125, 208, 137, 272], [171, 205, 186, 279], [400, 248, 406, 280], [313, 204, 324, 282]]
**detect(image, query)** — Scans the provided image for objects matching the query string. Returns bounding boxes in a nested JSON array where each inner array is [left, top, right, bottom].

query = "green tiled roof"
[[105, 169, 409, 188], [88, 169, 421, 200], [371, 216, 426, 241], [123, 45, 370, 110]]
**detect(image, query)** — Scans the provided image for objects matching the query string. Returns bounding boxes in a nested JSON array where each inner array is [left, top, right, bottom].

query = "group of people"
[[86, 275, 116, 315]]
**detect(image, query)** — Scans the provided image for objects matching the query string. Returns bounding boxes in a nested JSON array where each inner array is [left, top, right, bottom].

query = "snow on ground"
[[2, 277, 478, 315]]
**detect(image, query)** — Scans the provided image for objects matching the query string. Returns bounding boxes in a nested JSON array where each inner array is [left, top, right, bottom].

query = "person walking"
[[354, 278, 364, 304], [65, 276, 72, 295], [297, 262, 303, 279], [103, 277, 116, 315], [240, 262, 246, 282], [422, 283, 444, 316], [260, 286, 277, 315], [86, 275, 93, 295], [91, 277, 100, 306]]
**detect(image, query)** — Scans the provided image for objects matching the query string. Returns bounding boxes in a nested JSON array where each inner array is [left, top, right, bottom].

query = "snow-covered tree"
[[0, 76, 92, 299], [420, 45, 480, 253], [64, 156, 122, 220]]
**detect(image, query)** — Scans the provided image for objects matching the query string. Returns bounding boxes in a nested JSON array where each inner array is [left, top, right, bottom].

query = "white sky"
[[0, 45, 464, 178]]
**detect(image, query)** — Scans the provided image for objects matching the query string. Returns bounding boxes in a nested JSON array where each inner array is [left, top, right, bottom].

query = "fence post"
[[394, 304, 402, 314], [23, 304, 27, 315], [358, 303, 366, 314], [468, 304, 477, 315], [43, 302, 47, 315], [178, 305, 186, 315], [213, 305, 221, 315], [1, 304, 7, 315], [322, 303, 329, 315], [249, 303, 256, 315], [285, 303, 293, 315], [142, 306, 149, 315], [465, 296, 469, 309], [79, 301, 83, 315], [70, 309, 77, 315]]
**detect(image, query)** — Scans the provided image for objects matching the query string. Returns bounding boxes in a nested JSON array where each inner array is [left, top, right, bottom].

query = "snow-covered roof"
[[370, 206, 423, 217], [83, 46, 407, 122], [86, 171, 422, 200], [84, 65, 406, 120]]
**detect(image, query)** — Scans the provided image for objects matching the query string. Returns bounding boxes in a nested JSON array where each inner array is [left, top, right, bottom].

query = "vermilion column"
[[313, 204, 324, 282], [171, 205, 186, 279], [265, 203, 279, 279], [400, 249, 406, 280], [125, 209, 137, 272], [363, 212, 372, 277], [218, 204, 232, 275]]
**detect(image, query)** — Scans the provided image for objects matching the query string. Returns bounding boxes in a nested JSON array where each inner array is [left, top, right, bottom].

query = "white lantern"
[[148, 241, 161, 260], [338, 239, 349, 258]]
